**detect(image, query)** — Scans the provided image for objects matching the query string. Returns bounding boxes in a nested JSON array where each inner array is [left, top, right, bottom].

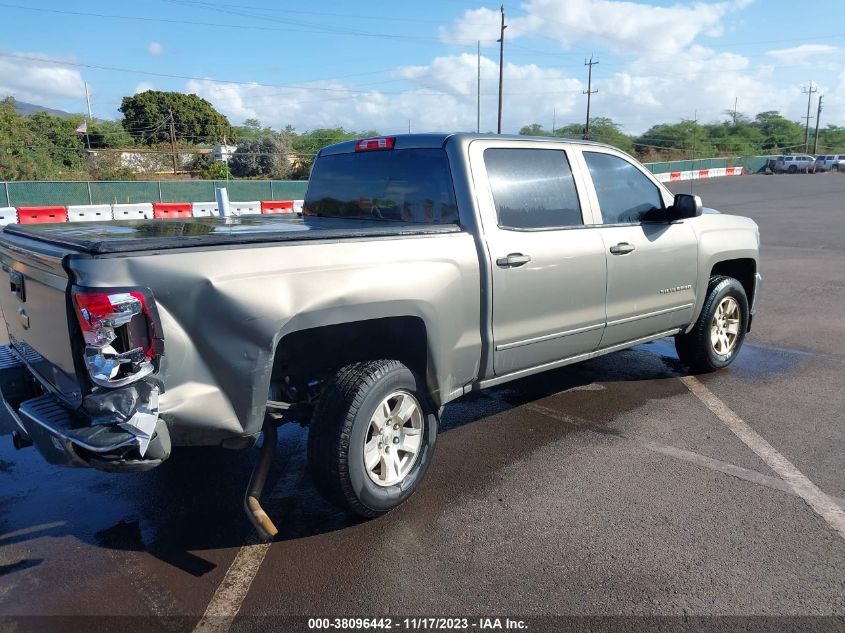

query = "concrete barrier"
[[17, 206, 68, 224], [153, 202, 192, 219], [229, 201, 261, 216], [0, 207, 17, 226], [68, 204, 113, 222], [112, 203, 153, 220], [293, 200, 304, 214], [261, 200, 294, 214], [192, 201, 218, 217]]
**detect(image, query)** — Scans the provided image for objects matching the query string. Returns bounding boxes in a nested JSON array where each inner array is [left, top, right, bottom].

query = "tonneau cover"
[[2, 215, 462, 255]]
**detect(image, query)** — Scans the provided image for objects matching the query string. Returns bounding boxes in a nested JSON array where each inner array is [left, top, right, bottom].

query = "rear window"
[[304, 149, 459, 224]]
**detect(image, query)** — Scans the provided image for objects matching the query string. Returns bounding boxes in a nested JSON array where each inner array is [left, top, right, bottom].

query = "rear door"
[[468, 139, 607, 376], [575, 148, 699, 349], [0, 235, 81, 406]]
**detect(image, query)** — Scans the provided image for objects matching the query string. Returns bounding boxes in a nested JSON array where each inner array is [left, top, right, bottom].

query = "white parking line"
[[681, 375, 845, 541], [525, 402, 845, 508], [192, 539, 271, 633]]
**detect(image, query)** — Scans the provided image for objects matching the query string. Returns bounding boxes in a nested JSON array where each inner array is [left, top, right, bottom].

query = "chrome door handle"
[[496, 253, 531, 268], [609, 242, 635, 255]]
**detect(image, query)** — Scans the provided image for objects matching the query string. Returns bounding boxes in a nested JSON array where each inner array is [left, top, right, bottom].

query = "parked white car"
[[774, 155, 816, 173], [814, 154, 845, 172]]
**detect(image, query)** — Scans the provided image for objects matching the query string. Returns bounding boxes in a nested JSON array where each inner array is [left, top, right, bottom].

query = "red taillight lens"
[[355, 137, 395, 152]]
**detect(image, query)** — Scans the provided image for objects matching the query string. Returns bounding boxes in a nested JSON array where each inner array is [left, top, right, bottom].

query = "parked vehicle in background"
[[0, 133, 762, 538], [836, 159, 845, 172], [814, 155, 845, 172], [774, 154, 816, 173]]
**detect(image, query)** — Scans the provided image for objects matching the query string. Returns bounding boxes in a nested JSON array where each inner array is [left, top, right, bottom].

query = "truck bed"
[[1, 215, 462, 255]]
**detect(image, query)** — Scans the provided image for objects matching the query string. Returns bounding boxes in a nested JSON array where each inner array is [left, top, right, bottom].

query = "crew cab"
[[0, 134, 761, 536]]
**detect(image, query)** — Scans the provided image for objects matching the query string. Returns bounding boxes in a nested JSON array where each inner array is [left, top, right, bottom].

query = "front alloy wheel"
[[364, 391, 424, 487], [710, 296, 741, 355]]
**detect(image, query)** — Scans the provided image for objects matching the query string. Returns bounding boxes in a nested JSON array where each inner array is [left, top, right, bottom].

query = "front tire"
[[675, 276, 749, 373], [307, 360, 437, 517]]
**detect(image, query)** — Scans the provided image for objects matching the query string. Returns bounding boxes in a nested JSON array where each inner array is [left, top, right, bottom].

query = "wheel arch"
[[270, 315, 436, 407]]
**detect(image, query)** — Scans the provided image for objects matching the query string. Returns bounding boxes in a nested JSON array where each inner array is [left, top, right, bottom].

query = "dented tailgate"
[[0, 231, 82, 407]]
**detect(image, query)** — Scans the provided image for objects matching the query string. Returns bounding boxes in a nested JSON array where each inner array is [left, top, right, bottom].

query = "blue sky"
[[2, 0, 844, 135]]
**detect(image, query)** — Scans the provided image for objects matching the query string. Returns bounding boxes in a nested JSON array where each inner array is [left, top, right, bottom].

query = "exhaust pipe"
[[243, 419, 279, 542]]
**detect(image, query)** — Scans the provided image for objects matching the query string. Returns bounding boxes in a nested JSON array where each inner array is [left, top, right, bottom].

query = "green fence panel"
[[215, 180, 272, 202], [269, 180, 308, 200], [160, 180, 216, 202], [90, 181, 160, 205], [7, 181, 91, 206]]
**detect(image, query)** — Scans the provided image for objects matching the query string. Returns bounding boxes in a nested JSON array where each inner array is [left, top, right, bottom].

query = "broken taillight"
[[72, 288, 162, 388]]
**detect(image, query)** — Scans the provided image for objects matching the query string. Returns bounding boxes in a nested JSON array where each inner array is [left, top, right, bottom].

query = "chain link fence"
[[1, 180, 308, 207], [2, 157, 777, 208]]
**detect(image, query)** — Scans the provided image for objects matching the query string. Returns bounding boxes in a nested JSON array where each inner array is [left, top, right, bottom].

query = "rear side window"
[[304, 148, 458, 224], [483, 148, 582, 229], [583, 152, 665, 224]]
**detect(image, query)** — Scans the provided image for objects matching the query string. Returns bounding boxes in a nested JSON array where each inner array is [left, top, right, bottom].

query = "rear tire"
[[307, 360, 437, 517], [675, 276, 749, 373], [788, 165, 797, 174]]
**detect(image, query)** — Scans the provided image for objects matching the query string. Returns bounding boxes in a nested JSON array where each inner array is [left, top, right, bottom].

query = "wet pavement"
[[1, 173, 844, 628]]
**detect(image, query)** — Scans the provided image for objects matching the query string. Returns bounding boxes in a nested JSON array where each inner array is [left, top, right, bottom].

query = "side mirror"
[[669, 193, 703, 221]]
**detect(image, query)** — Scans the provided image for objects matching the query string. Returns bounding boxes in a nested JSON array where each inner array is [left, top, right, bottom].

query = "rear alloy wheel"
[[675, 275, 749, 373], [307, 360, 437, 517], [363, 391, 424, 487]]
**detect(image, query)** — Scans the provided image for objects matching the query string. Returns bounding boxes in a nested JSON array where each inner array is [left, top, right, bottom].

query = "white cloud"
[[186, 54, 583, 134], [598, 45, 798, 131], [0, 52, 84, 106], [133, 82, 156, 94], [442, 0, 754, 54], [767, 44, 840, 68], [147, 41, 163, 56]]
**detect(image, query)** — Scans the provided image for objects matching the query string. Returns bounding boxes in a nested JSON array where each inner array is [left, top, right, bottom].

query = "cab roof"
[[318, 132, 616, 156]]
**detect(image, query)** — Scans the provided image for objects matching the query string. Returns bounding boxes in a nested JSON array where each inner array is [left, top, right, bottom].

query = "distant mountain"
[[11, 99, 72, 117]]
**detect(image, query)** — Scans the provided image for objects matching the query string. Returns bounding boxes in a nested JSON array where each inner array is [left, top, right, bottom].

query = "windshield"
[[303, 148, 459, 224]]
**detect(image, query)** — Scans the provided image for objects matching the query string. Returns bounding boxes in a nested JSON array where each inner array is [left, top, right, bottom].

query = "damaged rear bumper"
[[0, 345, 169, 472]]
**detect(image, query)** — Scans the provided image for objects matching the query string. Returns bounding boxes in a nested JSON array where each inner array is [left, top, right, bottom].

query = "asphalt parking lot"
[[1, 173, 844, 630]]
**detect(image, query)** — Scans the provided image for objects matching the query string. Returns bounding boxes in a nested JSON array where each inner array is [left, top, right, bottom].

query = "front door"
[[578, 149, 699, 348], [469, 140, 607, 376]]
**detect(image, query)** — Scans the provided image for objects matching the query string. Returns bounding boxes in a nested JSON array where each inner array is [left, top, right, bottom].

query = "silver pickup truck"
[[0, 134, 761, 538]]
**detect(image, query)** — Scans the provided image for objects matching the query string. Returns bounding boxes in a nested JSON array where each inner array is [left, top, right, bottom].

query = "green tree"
[[233, 118, 274, 141], [88, 119, 135, 148], [289, 127, 378, 179], [518, 123, 550, 136], [119, 90, 232, 145], [229, 134, 293, 179], [750, 111, 804, 153], [817, 125, 845, 153], [26, 111, 86, 172]]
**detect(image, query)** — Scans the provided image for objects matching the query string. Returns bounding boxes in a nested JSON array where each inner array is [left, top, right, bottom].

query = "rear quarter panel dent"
[[68, 233, 481, 444]]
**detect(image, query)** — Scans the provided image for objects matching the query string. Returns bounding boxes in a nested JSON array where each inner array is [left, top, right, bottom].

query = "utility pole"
[[802, 82, 817, 153], [813, 95, 824, 154], [583, 56, 598, 139], [551, 109, 556, 136], [496, 5, 506, 134], [731, 96, 738, 125], [477, 40, 481, 133], [84, 81, 93, 121], [81, 81, 92, 151], [168, 108, 177, 175]]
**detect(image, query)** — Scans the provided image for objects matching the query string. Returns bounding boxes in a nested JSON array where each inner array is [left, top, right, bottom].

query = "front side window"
[[583, 152, 664, 224], [483, 148, 583, 229]]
